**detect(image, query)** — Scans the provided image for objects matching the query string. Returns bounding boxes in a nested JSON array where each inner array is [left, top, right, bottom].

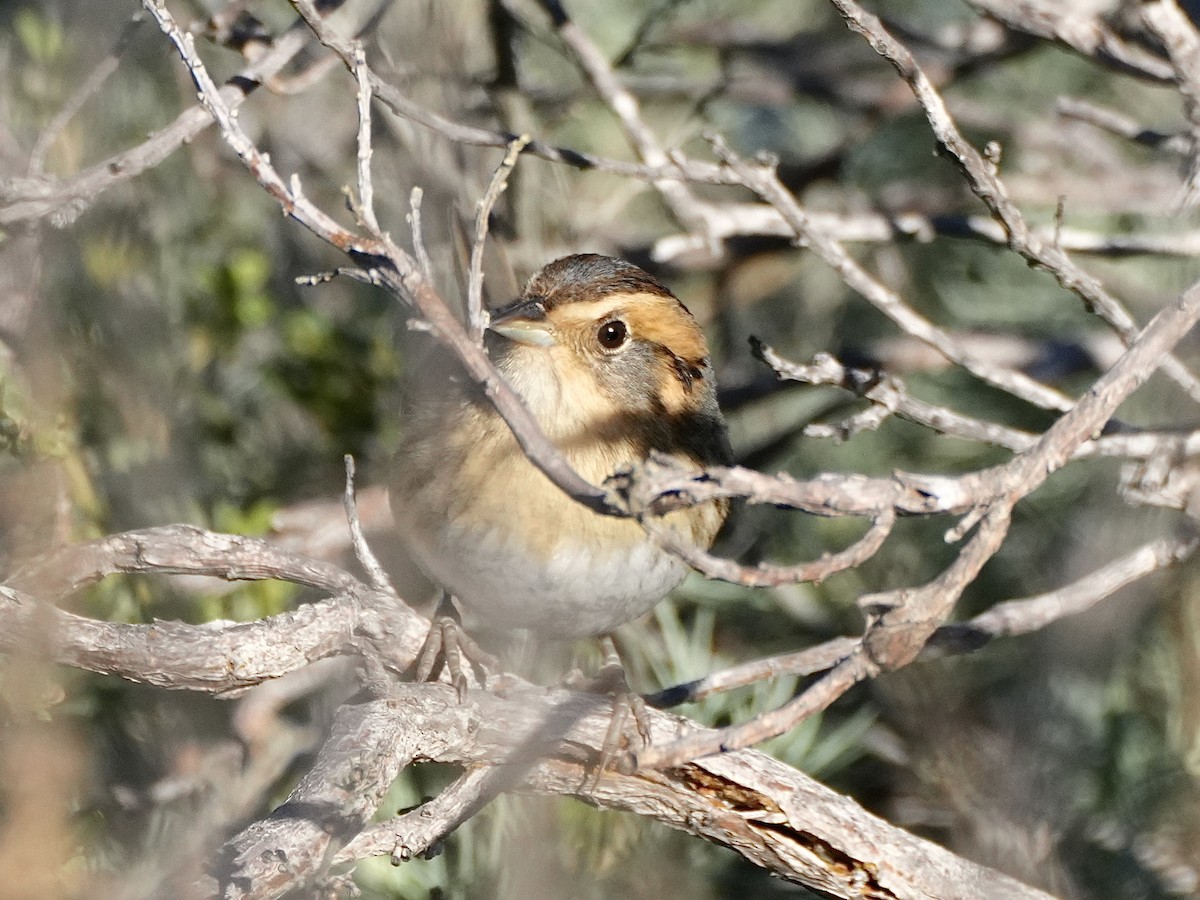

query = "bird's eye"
[[597, 319, 629, 350]]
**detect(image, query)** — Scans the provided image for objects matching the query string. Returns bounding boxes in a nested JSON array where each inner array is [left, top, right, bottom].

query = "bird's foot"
[[570, 635, 651, 787], [412, 592, 499, 700]]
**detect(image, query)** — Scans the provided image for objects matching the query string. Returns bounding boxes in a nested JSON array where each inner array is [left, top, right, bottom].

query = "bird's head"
[[485, 254, 726, 470]]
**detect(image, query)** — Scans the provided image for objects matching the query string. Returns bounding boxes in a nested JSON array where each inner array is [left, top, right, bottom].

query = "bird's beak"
[[487, 297, 556, 347]]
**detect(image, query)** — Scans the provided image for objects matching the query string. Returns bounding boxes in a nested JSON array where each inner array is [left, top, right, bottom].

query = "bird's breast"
[[391, 401, 722, 637]]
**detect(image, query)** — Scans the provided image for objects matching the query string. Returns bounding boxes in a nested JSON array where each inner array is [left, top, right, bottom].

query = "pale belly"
[[404, 519, 690, 638]]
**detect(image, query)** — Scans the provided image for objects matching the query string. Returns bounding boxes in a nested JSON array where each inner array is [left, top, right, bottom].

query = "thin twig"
[[407, 186, 433, 280], [654, 204, 1200, 262], [342, 455, 393, 594], [539, 0, 715, 240], [832, 0, 1200, 405], [467, 135, 530, 341], [965, 0, 1175, 83], [28, 13, 146, 177], [337, 766, 495, 864], [1142, 1, 1200, 206], [1057, 96, 1192, 156], [2, 20, 312, 227], [709, 135, 1076, 412], [939, 532, 1199, 643], [352, 40, 380, 234], [757, 340, 1200, 463], [644, 511, 895, 587], [653, 533, 1198, 705]]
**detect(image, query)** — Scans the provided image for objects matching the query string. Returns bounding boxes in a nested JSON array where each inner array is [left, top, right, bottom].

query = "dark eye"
[[597, 319, 629, 350]]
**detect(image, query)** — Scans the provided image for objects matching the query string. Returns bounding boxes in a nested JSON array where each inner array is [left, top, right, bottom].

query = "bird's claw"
[[412, 594, 498, 699], [578, 636, 651, 788]]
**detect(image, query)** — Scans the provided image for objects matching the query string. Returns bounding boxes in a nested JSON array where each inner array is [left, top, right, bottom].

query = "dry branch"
[[8, 0, 1200, 896], [833, 0, 1200, 405], [0, 523, 1050, 898], [0, 19, 313, 226]]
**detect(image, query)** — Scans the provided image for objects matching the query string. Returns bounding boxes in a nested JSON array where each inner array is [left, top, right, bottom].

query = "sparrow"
[[389, 253, 731, 645]]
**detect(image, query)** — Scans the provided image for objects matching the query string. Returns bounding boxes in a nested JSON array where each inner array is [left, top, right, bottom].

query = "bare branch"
[[2, 526, 425, 695], [538, 0, 716, 239], [966, 0, 1175, 82], [407, 185, 432, 279], [1142, 0, 1200, 206], [754, 342, 1200, 463], [940, 532, 1199, 643], [351, 40, 380, 233], [27, 13, 146, 177], [709, 136, 1076, 412], [832, 0, 1200, 405], [0, 20, 313, 226], [0, 519, 1054, 897], [467, 135, 530, 341], [342, 455, 394, 595], [631, 273, 1200, 767], [644, 510, 895, 587], [210, 682, 1053, 899], [1057, 95, 1192, 156], [654, 203, 1200, 262], [630, 504, 1015, 770], [338, 766, 495, 864], [658, 533, 1198, 705]]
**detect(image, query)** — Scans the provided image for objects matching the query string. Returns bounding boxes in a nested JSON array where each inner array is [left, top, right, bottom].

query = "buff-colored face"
[[485, 254, 728, 467]]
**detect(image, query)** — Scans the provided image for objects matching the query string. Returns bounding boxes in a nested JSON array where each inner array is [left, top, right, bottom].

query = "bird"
[[389, 253, 731, 656]]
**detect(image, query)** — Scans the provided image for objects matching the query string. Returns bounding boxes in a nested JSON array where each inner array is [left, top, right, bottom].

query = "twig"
[[643, 511, 895, 587], [965, 0, 1175, 83], [467, 135, 530, 341], [538, 0, 715, 240], [1057, 96, 1192, 156], [831, 0, 1200, 406], [757, 340, 1200, 463], [342, 455, 394, 594], [351, 40, 380, 233], [27, 13, 146, 177], [407, 186, 432, 279], [1142, 1, 1200, 206], [654, 204, 1200, 262], [939, 532, 1199, 643], [755, 343, 1038, 449], [1, 19, 312, 226], [709, 136, 1076, 412], [337, 766, 495, 864], [647, 637, 860, 708], [654, 533, 1198, 705]]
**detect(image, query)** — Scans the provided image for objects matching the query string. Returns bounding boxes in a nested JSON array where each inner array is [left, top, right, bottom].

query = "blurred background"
[[3, 0, 1200, 897]]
